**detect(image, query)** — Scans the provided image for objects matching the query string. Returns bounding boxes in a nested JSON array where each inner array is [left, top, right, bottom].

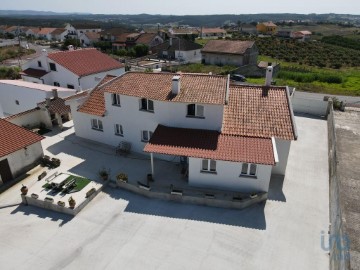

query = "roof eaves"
[[285, 86, 298, 140]]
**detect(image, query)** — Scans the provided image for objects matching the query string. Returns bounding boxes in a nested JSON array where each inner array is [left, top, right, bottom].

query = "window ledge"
[[112, 104, 121, 107], [239, 174, 257, 179], [200, 170, 217, 174], [141, 140, 150, 143], [139, 109, 154, 113], [92, 128, 103, 132], [115, 133, 124, 137], [186, 115, 205, 119]]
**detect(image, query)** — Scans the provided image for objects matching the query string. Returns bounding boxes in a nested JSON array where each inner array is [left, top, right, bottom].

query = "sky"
[[1, 0, 360, 15]]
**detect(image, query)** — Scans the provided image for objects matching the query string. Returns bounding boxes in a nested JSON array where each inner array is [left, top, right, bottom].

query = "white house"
[[37, 28, 57, 40], [65, 23, 102, 38], [152, 38, 202, 63], [79, 32, 100, 46], [0, 80, 76, 117], [51, 28, 68, 41], [21, 48, 125, 91], [0, 118, 44, 185], [68, 70, 297, 194]]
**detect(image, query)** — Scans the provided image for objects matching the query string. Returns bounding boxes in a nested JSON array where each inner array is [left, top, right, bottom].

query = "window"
[[141, 130, 153, 142], [112, 94, 121, 106], [114, 124, 123, 136], [201, 159, 216, 173], [67, 84, 75, 89], [37, 61, 42, 67], [140, 98, 154, 112], [187, 104, 204, 118], [91, 119, 103, 131], [54, 82, 60, 87], [49, 63, 57, 71], [241, 163, 257, 177], [15, 100, 19, 105]]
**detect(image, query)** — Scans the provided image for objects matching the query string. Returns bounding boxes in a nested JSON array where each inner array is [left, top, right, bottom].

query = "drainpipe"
[[150, 153, 154, 177]]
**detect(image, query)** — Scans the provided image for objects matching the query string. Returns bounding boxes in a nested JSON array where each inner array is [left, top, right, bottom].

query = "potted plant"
[[116, 173, 128, 183], [68, 196, 76, 208], [20, 185, 28, 195], [99, 168, 110, 181]]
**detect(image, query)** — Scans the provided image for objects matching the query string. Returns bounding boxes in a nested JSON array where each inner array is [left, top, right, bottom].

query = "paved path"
[[0, 117, 329, 270]]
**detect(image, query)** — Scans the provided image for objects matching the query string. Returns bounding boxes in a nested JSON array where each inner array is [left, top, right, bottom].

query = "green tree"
[[133, 44, 149, 57], [62, 37, 80, 50]]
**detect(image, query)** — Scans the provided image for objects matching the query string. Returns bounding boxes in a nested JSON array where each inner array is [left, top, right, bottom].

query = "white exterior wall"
[[292, 94, 328, 116], [0, 141, 43, 179], [79, 68, 125, 90], [71, 94, 224, 155], [272, 139, 291, 175], [21, 76, 43, 84], [188, 158, 272, 193], [202, 53, 244, 66], [176, 49, 202, 63], [0, 83, 74, 116], [7, 109, 52, 129]]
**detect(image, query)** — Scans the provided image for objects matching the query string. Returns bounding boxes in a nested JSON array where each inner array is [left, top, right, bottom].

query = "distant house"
[[152, 38, 202, 63], [200, 27, 227, 39], [79, 32, 100, 46], [201, 40, 258, 67], [37, 28, 57, 40], [291, 31, 312, 41], [256, 22, 277, 35], [0, 118, 44, 185], [65, 23, 102, 38], [51, 28, 68, 41], [21, 48, 125, 90], [112, 33, 163, 51], [0, 25, 8, 34], [25, 27, 41, 38], [0, 80, 76, 117], [100, 28, 127, 42], [277, 29, 292, 38], [168, 28, 199, 40]]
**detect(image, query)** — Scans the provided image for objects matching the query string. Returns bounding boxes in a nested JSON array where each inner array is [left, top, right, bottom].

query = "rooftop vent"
[[265, 62, 273, 87]]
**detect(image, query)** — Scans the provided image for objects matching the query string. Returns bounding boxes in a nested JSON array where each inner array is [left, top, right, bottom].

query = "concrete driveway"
[[0, 116, 329, 270]]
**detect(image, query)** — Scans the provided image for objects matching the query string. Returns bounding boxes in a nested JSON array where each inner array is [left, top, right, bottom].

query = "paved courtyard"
[[0, 116, 329, 270]]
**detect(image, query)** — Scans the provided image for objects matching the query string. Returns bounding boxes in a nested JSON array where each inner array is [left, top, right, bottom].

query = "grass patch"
[[42, 174, 91, 192], [0, 45, 35, 62], [247, 55, 360, 96]]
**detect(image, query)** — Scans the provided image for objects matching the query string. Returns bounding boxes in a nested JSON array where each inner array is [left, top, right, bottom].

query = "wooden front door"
[[0, 159, 13, 183]]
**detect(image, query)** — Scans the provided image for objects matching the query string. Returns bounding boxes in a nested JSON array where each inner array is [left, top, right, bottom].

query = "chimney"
[[265, 62, 273, 86], [68, 45, 74, 51], [172, 76, 181, 95], [52, 89, 58, 98], [169, 37, 173, 46], [45, 98, 51, 107], [41, 49, 48, 56]]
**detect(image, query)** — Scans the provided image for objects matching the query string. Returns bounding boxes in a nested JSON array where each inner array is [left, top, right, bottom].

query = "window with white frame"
[[201, 159, 216, 173], [91, 119, 103, 131], [112, 93, 121, 106], [114, 124, 123, 136], [241, 163, 257, 176], [141, 130, 153, 142], [140, 98, 154, 112], [187, 104, 204, 118]]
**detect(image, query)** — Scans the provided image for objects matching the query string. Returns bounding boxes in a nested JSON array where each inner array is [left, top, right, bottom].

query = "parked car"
[[230, 74, 246, 82]]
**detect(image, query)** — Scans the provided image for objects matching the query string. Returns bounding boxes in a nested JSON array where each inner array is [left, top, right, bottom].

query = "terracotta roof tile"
[[201, 27, 226, 34], [38, 28, 57, 35], [135, 33, 158, 45], [47, 49, 124, 77], [77, 75, 117, 116], [144, 125, 275, 165], [202, 40, 255, 55], [152, 39, 202, 52], [21, 68, 48, 78], [222, 85, 296, 140], [102, 72, 227, 104], [0, 119, 44, 157]]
